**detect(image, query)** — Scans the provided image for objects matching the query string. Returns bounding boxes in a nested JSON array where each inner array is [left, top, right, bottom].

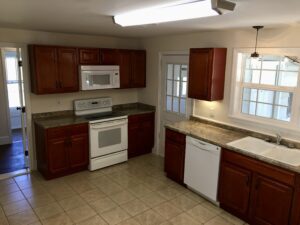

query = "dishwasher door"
[[184, 136, 221, 203]]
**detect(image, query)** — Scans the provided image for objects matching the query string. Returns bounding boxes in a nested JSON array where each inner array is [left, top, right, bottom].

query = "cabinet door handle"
[[56, 81, 59, 89], [59, 81, 62, 88]]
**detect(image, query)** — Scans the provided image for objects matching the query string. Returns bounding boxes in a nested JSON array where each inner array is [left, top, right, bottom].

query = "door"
[[48, 137, 69, 174], [250, 175, 293, 225], [218, 162, 252, 218], [131, 50, 146, 88], [0, 47, 29, 172], [159, 54, 191, 155], [31, 46, 58, 93], [57, 47, 78, 92], [69, 134, 88, 169]]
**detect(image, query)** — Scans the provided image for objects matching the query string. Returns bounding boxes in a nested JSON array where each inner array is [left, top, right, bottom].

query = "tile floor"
[[0, 154, 247, 225]]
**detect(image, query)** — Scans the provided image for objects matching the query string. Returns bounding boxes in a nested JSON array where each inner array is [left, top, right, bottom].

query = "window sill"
[[229, 113, 300, 134]]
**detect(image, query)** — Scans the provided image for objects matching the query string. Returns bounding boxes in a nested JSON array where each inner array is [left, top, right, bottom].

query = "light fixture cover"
[[113, 0, 236, 27]]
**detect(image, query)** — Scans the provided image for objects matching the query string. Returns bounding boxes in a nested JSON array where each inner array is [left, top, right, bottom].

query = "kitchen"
[[0, 0, 300, 225]]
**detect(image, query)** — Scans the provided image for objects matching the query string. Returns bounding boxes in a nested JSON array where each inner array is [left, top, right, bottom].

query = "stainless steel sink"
[[227, 137, 300, 167]]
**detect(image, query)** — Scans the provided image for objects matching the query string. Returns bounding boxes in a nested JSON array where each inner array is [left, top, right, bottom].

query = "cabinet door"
[[69, 134, 89, 169], [131, 50, 146, 88], [119, 50, 132, 88], [164, 139, 185, 183], [188, 48, 212, 100], [48, 138, 69, 174], [128, 122, 141, 158], [218, 162, 251, 219], [101, 49, 120, 65], [139, 116, 154, 153], [57, 47, 79, 92], [30, 46, 58, 94], [250, 175, 293, 225], [79, 48, 100, 65]]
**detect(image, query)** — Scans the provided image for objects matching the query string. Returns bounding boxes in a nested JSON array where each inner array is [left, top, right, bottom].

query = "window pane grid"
[[165, 64, 188, 115]]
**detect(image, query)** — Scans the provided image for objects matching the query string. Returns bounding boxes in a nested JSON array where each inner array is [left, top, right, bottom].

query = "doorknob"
[[16, 107, 26, 113]]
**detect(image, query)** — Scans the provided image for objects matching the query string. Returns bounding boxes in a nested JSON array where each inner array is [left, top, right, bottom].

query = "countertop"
[[33, 103, 155, 129], [166, 119, 300, 174]]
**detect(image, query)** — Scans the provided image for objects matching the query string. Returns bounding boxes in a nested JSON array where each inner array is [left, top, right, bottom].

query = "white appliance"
[[80, 65, 120, 90], [184, 136, 221, 204], [74, 97, 128, 171]]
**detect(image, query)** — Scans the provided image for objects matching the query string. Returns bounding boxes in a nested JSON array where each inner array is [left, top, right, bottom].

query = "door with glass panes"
[[159, 55, 192, 155]]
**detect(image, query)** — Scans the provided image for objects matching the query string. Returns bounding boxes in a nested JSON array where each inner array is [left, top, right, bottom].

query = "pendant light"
[[251, 26, 264, 58]]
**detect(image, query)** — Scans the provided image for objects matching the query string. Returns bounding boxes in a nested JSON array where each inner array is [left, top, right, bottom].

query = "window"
[[5, 50, 23, 108], [165, 64, 188, 115], [231, 51, 300, 128]]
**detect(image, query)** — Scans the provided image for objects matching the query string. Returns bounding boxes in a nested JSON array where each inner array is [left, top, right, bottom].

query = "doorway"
[[158, 54, 192, 155], [0, 47, 29, 174]]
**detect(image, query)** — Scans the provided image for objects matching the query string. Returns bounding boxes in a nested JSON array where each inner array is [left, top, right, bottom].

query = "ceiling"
[[0, 0, 300, 38]]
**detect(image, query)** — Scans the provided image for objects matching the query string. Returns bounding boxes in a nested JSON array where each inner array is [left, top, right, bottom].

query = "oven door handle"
[[90, 120, 127, 129]]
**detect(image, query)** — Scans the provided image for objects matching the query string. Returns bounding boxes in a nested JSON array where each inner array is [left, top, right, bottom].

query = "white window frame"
[[229, 48, 300, 131]]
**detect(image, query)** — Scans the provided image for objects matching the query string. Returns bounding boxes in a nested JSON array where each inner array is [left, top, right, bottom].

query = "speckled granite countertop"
[[166, 119, 300, 174], [33, 103, 155, 129]]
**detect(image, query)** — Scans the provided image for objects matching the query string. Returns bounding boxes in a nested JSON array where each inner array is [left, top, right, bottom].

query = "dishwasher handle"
[[187, 137, 221, 152]]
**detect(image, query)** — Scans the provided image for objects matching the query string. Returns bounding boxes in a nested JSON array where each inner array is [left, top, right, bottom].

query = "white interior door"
[[158, 54, 192, 156], [1, 47, 29, 168]]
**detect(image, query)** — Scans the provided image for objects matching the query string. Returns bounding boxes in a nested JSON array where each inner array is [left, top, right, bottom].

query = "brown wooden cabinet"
[[188, 48, 227, 101], [29, 45, 79, 94], [250, 175, 293, 225], [100, 49, 146, 88], [218, 162, 251, 220], [35, 123, 89, 179], [128, 112, 154, 158], [219, 149, 297, 225], [164, 129, 186, 184], [131, 50, 146, 88], [78, 48, 100, 65]]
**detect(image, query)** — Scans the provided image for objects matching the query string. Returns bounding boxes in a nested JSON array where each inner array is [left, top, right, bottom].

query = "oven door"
[[81, 71, 114, 90], [89, 119, 128, 158]]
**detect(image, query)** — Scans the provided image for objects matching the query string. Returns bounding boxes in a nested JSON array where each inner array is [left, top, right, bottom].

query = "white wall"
[[139, 26, 300, 154]]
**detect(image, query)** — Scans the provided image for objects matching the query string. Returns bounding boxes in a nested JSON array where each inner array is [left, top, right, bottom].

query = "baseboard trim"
[[0, 136, 12, 145]]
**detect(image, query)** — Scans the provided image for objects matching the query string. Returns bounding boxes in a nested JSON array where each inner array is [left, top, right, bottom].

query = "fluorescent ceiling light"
[[114, 0, 235, 27]]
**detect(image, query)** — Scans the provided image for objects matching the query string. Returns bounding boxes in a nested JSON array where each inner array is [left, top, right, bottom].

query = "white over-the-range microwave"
[[80, 65, 120, 90]]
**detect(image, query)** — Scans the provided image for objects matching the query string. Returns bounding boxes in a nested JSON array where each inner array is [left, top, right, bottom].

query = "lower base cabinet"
[[128, 112, 154, 158], [218, 149, 298, 225], [164, 129, 186, 184], [35, 123, 89, 179]]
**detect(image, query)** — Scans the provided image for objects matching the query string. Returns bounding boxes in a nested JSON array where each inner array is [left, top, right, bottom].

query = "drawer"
[[222, 149, 296, 186], [166, 128, 186, 145], [47, 126, 68, 140], [128, 112, 154, 123], [47, 123, 88, 140], [70, 123, 88, 136]]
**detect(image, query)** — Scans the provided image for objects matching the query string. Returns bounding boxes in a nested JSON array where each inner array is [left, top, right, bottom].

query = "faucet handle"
[[276, 133, 282, 145]]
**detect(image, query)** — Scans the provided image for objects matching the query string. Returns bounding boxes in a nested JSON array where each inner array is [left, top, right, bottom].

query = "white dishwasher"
[[184, 136, 221, 204]]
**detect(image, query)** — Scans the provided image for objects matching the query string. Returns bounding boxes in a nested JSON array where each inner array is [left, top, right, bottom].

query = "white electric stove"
[[74, 97, 128, 171]]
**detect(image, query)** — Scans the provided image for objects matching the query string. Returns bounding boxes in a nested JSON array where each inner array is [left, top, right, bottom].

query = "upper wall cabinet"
[[188, 48, 227, 101], [78, 48, 100, 65], [100, 49, 146, 88], [29, 45, 79, 94]]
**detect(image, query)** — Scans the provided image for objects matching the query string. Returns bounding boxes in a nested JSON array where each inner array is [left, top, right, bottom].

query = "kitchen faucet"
[[276, 133, 282, 145]]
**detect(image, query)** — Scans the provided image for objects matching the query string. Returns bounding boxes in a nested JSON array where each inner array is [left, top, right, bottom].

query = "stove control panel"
[[74, 97, 112, 111]]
